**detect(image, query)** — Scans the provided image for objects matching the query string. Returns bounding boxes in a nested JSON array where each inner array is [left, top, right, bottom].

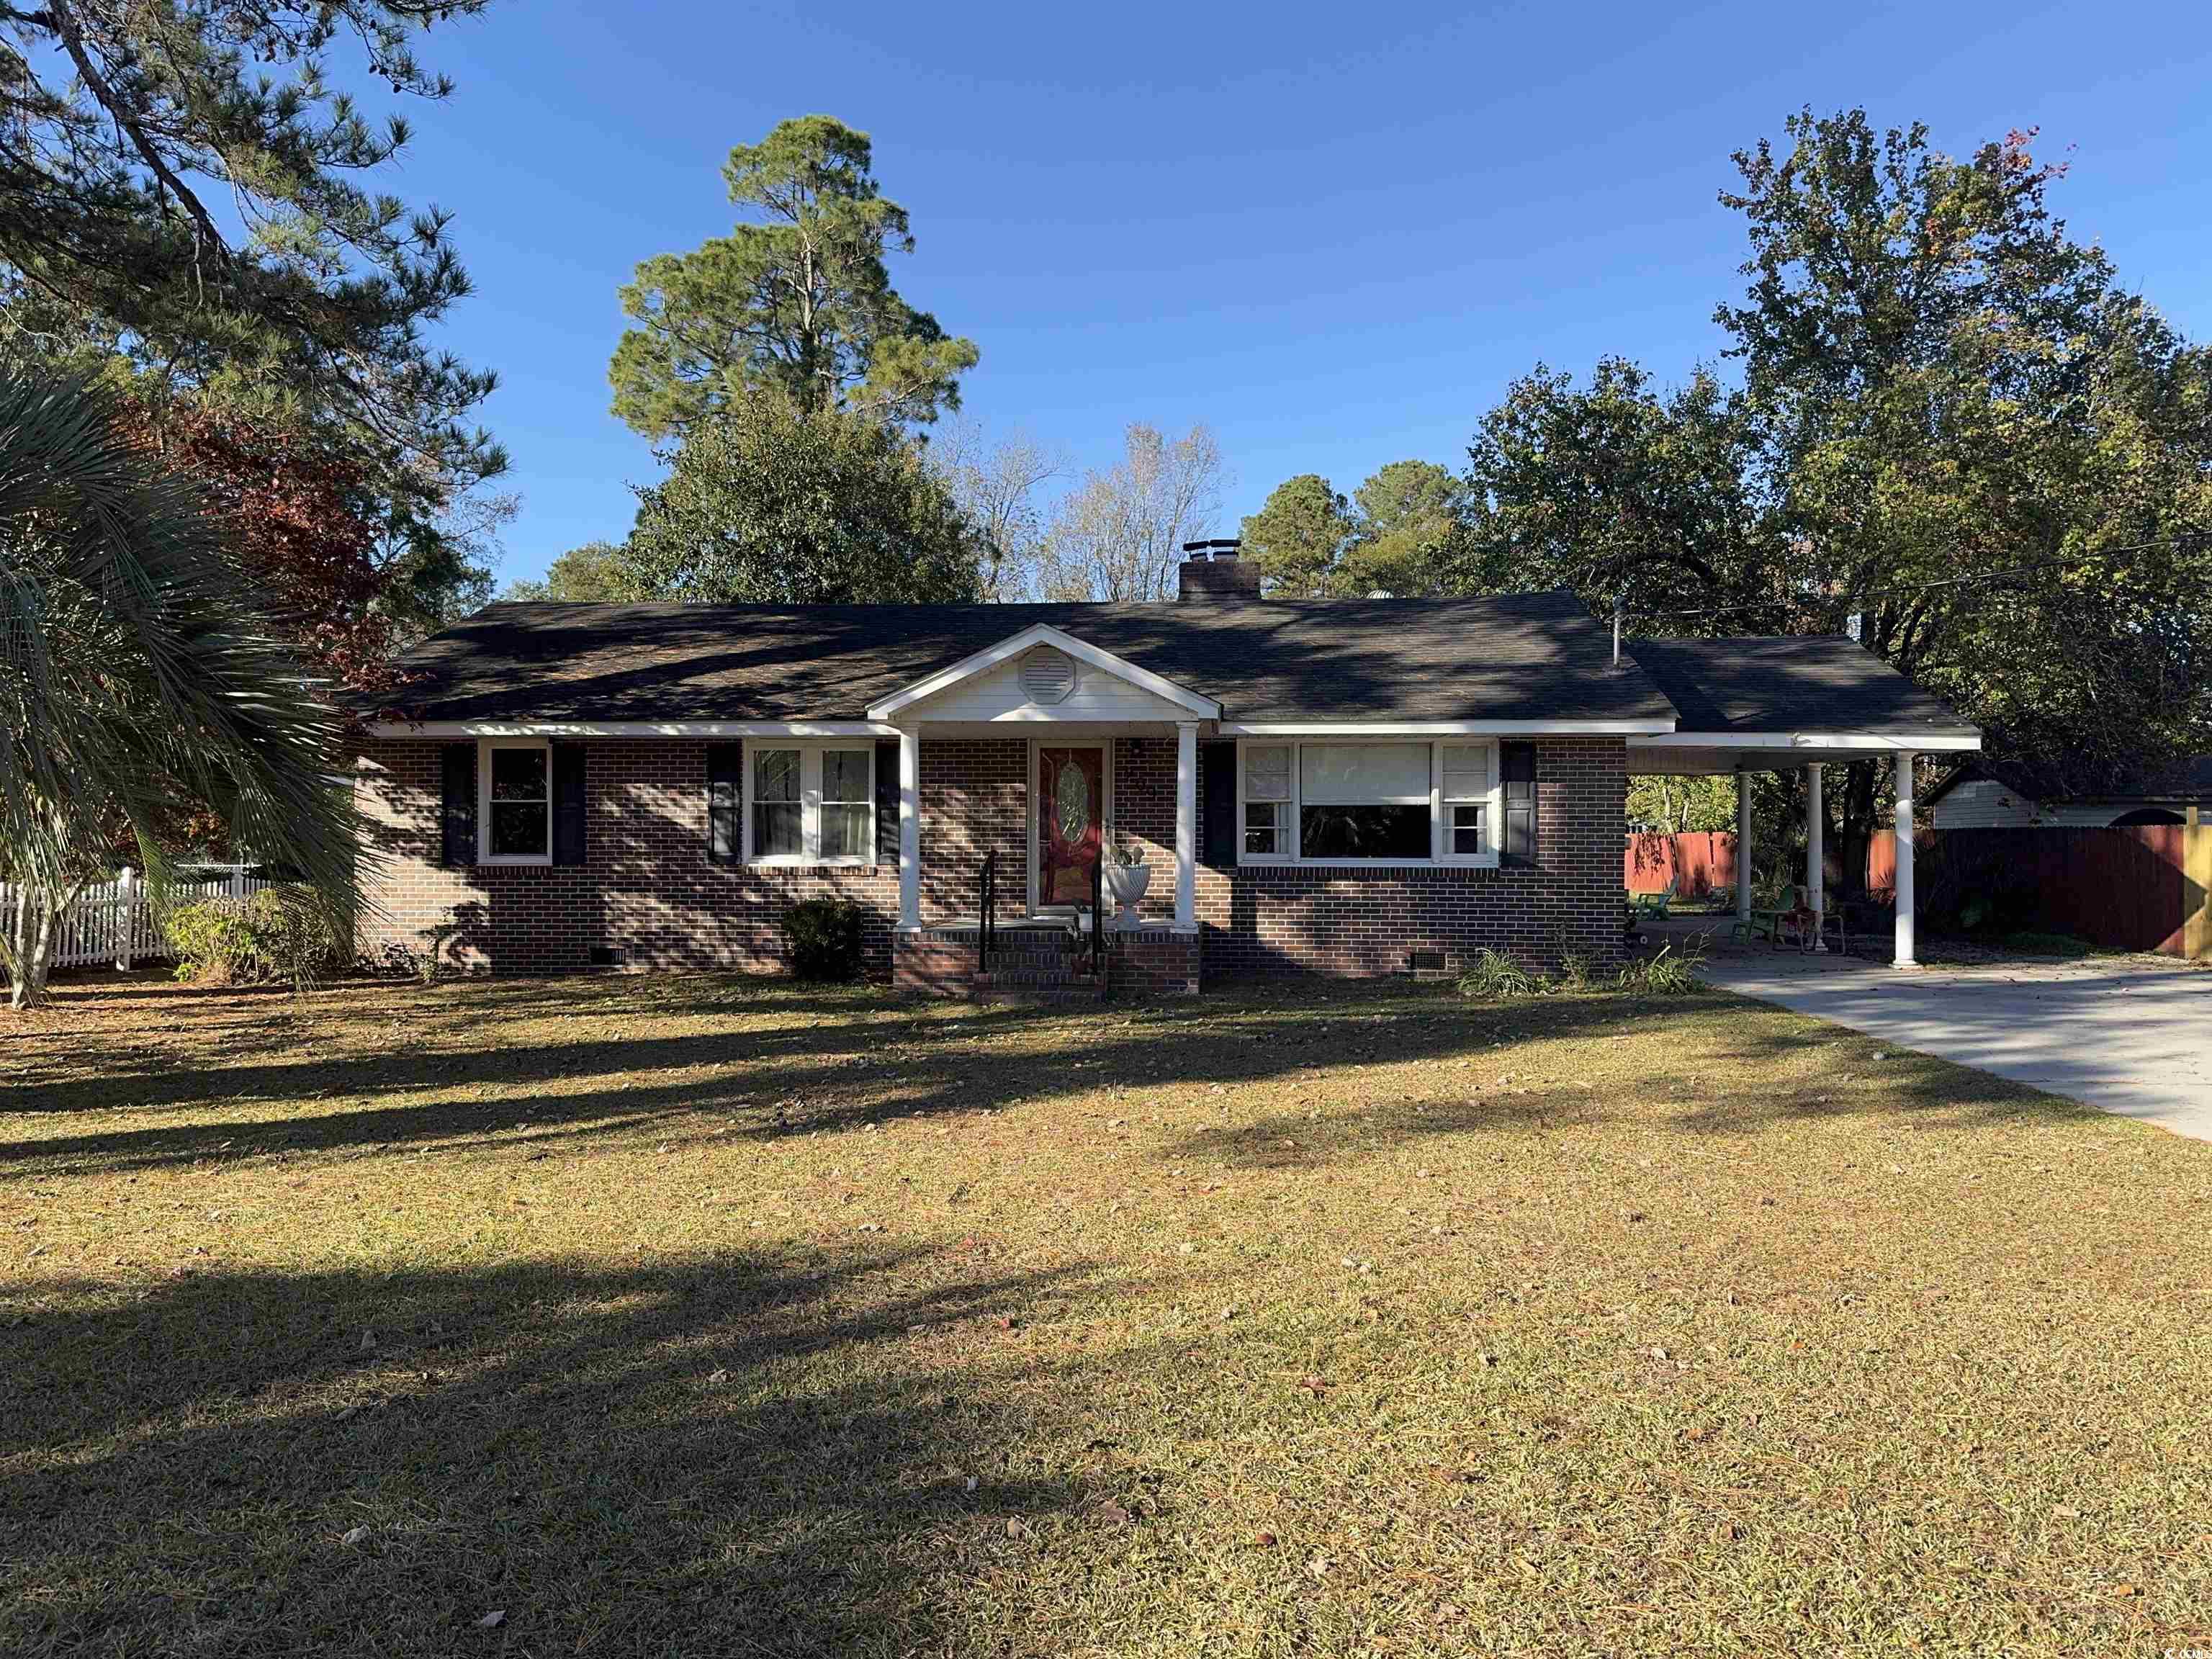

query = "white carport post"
[[1174, 721, 1197, 930], [897, 726, 920, 930], [1735, 773, 1753, 932], [1893, 750, 1916, 968], [1806, 763, 1825, 952]]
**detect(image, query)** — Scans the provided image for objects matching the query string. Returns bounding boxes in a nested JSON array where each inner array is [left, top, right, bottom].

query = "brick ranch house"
[[354, 546, 1978, 995]]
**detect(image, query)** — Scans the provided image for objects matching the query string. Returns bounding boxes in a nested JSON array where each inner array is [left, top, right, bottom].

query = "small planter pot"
[[1104, 862, 1152, 927]]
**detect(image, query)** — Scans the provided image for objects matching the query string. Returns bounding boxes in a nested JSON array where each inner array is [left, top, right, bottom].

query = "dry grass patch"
[[4, 971, 2211, 1656]]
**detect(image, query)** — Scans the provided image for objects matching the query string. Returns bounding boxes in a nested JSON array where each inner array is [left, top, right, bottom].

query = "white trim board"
[[1223, 719, 1674, 736], [865, 624, 1221, 721], [1629, 732, 1982, 752]]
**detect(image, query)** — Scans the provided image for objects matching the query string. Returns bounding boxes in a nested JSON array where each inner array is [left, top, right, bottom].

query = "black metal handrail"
[[979, 848, 997, 975], [1091, 845, 1105, 977]]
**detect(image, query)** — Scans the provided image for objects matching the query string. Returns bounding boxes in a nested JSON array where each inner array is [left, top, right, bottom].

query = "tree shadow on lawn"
[[1, 1245, 1119, 1657], [1, 981, 2102, 1178], [3, 976, 990, 1120], [1157, 999, 2092, 1172]]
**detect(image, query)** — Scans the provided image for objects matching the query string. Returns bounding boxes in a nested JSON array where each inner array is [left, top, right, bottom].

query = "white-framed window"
[[479, 738, 552, 865], [1241, 742, 1292, 860], [745, 742, 876, 867], [1235, 738, 1501, 868], [1439, 743, 1494, 864]]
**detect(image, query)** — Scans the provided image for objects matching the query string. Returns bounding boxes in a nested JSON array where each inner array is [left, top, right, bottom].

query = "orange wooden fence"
[[1869, 826, 2211, 959], [1624, 832, 1739, 898]]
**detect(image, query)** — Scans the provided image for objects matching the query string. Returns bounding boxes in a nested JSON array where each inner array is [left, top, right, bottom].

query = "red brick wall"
[[1192, 737, 1627, 978], [1110, 736, 1179, 920], [918, 739, 1028, 924], [356, 739, 904, 975], [357, 733, 1627, 982]]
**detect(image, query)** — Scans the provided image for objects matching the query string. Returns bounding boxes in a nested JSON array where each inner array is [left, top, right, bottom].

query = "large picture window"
[[747, 742, 876, 866], [1235, 738, 1501, 867], [1298, 742, 1431, 860], [480, 739, 551, 864]]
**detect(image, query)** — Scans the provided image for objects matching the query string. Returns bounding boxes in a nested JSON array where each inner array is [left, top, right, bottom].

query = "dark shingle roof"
[[1623, 635, 1975, 737], [381, 592, 1679, 726]]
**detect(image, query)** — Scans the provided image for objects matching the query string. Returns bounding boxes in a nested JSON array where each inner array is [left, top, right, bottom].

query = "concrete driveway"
[[1696, 946, 2212, 1141]]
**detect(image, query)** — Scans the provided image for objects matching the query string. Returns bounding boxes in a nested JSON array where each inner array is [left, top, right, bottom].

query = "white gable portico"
[[867, 625, 1219, 938], [863, 622, 1221, 727]]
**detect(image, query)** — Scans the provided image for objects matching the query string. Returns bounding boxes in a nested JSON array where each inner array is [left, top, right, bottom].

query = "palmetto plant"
[[0, 367, 363, 1008]]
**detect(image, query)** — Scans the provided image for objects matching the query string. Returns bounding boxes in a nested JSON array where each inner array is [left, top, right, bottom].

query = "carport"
[[1625, 637, 1982, 967]]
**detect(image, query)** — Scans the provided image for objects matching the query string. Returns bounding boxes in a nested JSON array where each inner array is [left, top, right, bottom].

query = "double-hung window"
[[747, 742, 876, 866], [1440, 744, 1493, 863], [819, 748, 872, 860], [1234, 738, 1501, 867], [480, 739, 552, 865], [1241, 743, 1292, 858], [752, 748, 804, 858]]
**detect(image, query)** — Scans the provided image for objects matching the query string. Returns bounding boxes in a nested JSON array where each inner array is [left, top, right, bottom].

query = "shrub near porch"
[[4, 976, 2208, 1655]]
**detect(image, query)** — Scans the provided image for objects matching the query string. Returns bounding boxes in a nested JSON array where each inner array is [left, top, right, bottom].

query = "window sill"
[[478, 854, 552, 868], [744, 858, 881, 871]]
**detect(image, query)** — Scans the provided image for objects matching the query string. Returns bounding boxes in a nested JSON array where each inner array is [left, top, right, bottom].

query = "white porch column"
[[1174, 721, 1197, 930], [1806, 763, 1826, 952], [1893, 750, 1916, 968], [1735, 773, 1753, 929], [897, 726, 920, 930]]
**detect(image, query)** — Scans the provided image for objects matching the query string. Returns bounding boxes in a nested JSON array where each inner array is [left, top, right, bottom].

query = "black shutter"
[[439, 744, 476, 868], [552, 742, 588, 866], [1200, 740, 1238, 868], [1501, 740, 1537, 865], [874, 738, 899, 868], [706, 742, 742, 865]]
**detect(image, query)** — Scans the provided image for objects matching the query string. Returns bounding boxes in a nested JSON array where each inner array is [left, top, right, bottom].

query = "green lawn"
[[5, 972, 2209, 1656]]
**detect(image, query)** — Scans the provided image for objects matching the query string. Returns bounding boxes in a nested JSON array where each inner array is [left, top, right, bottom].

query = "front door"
[[1038, 746, 1104, 909]]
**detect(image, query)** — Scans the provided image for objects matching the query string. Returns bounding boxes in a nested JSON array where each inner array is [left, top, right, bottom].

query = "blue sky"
[[394, 0, 2212, 586]]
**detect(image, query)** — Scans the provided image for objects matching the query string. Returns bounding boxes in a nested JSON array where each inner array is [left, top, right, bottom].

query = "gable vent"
[[1019, 646, 1076, 705]]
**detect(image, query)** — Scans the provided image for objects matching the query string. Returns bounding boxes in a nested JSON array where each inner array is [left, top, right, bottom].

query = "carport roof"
[[1624, 635, 1979, 774]]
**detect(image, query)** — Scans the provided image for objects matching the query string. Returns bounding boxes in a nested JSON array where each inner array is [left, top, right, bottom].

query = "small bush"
[[781, 896, 865, 982], [168, 889, 346, 989], [377, 942, 444, 985], [1616, 940, 1707, 996], [166, 900, 256, 984], [1457, 948, 1552, 1000]]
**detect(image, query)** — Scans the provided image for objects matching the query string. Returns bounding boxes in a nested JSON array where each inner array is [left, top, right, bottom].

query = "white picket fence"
[[0, 865, 274, 971]]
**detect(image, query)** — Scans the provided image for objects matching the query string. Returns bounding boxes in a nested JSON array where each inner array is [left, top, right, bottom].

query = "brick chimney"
[[1177, 539, 1260, 602]]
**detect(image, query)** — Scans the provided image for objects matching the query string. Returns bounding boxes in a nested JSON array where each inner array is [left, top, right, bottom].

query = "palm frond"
[[0, 365, 369, 967]]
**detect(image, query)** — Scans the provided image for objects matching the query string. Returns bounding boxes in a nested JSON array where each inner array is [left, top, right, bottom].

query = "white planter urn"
[[1104, 861, 1152, 927]]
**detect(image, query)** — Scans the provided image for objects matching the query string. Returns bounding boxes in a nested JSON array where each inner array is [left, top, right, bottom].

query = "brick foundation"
[[356, 734, 1625, 986]]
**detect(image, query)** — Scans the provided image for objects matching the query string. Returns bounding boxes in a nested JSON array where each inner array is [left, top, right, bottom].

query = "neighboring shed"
[[1926, 755, 2212, 830]]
